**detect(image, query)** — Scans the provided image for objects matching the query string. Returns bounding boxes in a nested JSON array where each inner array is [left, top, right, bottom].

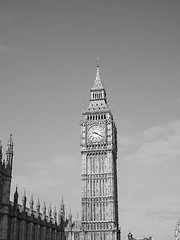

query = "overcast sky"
[[1, 1, 180, 239]]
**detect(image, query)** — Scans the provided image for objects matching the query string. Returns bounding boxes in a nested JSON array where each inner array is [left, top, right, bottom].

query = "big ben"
[[80, 62, 121, 240]]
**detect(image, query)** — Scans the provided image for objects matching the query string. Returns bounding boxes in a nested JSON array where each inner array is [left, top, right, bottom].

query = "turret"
[[53, 206, 57, 223], [59, 197, 65, 221], [68, 209, 72, 226], [22, 191, 27, 212], [36, 198, 40, 215], [29, 195, 34, 214], [13, 186, 19, 209], [6, 134, 13, 168], [0, 139, 2, 162], [48, 203, 52, 220], [42, 201, 46, 217], [0, 135, 14, 205]]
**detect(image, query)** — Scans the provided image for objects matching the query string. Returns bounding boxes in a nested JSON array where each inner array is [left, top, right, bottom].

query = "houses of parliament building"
[[0, 63, 152, 240]]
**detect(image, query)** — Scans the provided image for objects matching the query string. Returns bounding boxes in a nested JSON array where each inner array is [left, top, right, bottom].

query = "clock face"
[[88, 125, 105, 142]]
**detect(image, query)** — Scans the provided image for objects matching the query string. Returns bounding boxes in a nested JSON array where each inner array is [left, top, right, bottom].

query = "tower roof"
[[7, 133, 13, 145], [91, 60, 104, 90], [60, 196, 64, 207], [84, 60, 111, 113]]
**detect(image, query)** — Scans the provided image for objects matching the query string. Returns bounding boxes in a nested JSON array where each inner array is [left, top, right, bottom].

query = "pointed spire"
[[92, 59, 104, 90], [6, 133, 13, 166], [60, 196, 64, 207], [48, 204, 52, 218], [68, 209, 72, 224], [0, 138, 2, 162], [96, 58, 100, 80], [42, 201, 46, 216], [53, 206, 57, 223], [7, 133, 13, 149], [22, 191, 27, 211], [69, 209, 72, 217], [59, 196, 65, 221], [36, 198, 40, 214], [13, 186, 19, 206], [29, 195, 34, 212]]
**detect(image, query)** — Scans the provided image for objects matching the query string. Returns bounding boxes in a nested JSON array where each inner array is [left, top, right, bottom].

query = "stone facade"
[[64, 62, 121, 240], [79, 62, 121, 240], [1, 62, 152, 240], [0, 135, 66, 240]]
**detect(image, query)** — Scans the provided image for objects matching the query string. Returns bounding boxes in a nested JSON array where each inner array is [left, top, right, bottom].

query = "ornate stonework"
[[80, 62, 121, 240], [0, 136, 66, 240], [173, 219, 180, 240], [0, 62, 121, 240]]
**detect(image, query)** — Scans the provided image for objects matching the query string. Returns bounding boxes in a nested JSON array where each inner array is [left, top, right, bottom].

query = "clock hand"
[[92, 131, 103, 137]]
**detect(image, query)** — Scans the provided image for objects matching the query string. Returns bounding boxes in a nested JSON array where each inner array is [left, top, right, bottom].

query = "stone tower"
[[80, 62, 120, 240], [0, 134, 14, 240]]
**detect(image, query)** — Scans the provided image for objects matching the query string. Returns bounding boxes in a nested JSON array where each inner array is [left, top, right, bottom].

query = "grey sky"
[[0, 1, 180, 239]]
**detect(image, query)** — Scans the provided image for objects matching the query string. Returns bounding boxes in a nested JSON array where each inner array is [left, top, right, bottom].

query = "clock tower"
[[80, 62, 121, 240]]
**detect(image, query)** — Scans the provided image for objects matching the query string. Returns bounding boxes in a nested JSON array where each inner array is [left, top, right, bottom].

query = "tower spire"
[[86, 60, 108, 110], [13, 186, 19, 207], [80, 62, 120, 240], [96, 58, 100, 80], [92, 59, 104, 90], [0, 138, 2, 162], [59, 196, 65, 221], [6, 133, 13, 166]]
